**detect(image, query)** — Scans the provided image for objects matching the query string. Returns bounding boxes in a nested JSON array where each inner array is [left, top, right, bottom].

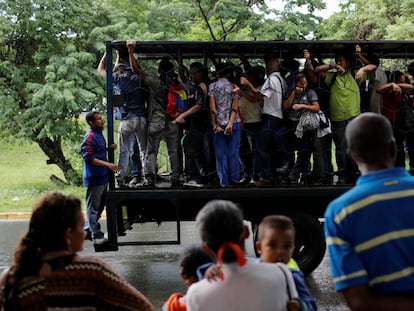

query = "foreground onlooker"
[[186, 199, 298, 311], [324, 112, 414, 310], [0, 192, 155, 310]]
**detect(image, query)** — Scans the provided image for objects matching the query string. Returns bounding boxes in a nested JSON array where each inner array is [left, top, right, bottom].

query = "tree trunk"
[[34, 136, 82, 186]]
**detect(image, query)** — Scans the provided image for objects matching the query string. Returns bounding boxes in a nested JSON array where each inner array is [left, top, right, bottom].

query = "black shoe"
[[171, 180, 181, 188], [254, 177, 273, 187], [93, 238, 117, 252], [115, 179, 128, 189], [238, 177, 251, 186], [84, 229, 92, 241], [275, 162, 292, 175]]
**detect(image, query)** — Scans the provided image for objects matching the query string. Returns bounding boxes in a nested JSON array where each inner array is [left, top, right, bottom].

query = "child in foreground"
[[256, 215, 317, 311], [205, 214, 317, 311], [162, 244, 214, 311]]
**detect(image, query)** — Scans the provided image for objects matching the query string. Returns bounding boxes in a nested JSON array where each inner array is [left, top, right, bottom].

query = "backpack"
[[167, 83, 188, 119]]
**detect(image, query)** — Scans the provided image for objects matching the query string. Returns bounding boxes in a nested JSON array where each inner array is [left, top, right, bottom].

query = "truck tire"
[[288, 212, 326, 276]]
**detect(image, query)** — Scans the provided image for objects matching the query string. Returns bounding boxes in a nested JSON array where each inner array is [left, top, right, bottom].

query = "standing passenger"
[[238, 65, 265, 185], [97, 43, 148, 188], [315, 48, 376, 184], [128, 40, 181, 188], [303, 49, 334, 185], [283, 73, 322, 184], [177, 59, 210, 188], [376, 70, 414, 168], [208, 62, 241, 187], [247, 54, 288, 186]]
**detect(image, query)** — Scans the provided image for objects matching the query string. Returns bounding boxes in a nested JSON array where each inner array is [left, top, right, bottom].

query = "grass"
[[0, 140, 85, 214], [0, 124, 170, 214]]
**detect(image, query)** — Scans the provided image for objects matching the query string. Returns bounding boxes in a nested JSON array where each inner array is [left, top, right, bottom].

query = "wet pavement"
[[0, 219, 349, 310]]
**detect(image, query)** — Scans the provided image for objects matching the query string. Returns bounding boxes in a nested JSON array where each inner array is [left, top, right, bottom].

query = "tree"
[[0, 0, 337, 186], [0, 0, 111, 185], [96, 0, 327, 42], [317, 0, 414, 40]]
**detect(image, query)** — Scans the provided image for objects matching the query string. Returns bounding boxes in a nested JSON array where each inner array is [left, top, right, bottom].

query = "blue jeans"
[[84, 184, 106, 239], [212, 122, 241, 187]]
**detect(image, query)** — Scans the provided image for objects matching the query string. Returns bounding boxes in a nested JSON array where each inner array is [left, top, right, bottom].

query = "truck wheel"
[[289, 212, 326, 276]]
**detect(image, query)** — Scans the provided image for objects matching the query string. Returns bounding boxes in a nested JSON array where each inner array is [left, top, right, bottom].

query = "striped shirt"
[[324, 167, 414, 294]]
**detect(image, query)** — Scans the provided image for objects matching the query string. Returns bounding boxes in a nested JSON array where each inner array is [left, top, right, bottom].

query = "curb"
[[0, 211, 107, 220], [0, 213, 32, 220]]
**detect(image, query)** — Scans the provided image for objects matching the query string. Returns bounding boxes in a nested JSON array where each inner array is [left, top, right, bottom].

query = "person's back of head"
[[215, 62, 233, 79], [28, 192, 82, 253], [179, 244, 213, 285], [367, 53, 380, 67], [281, 58, 300, 77], [113, 62, 131, 74], [196, 200, 244, 260], [264, 54, 280, 73], [390, 70, 406, 83], [245, 65, 266, 87], [346, 112, 396, 166], [158, 56, 175, 79]]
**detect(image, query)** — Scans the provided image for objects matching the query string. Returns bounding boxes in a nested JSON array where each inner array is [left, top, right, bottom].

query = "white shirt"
[[260, 72, 287, 119], [186, 261, 298, 311]]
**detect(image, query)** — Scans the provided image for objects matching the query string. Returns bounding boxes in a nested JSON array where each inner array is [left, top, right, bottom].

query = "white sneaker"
[[93, 237, 108, 245], [130, 178, 148, 188], [183, 180, 203, 188], [128, 177, 140, 188]]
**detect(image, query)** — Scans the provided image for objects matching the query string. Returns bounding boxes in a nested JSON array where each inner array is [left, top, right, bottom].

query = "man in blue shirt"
[[81, 111, 118, 246], [97, 44, 147, 188], [324, 112, 414, 310]]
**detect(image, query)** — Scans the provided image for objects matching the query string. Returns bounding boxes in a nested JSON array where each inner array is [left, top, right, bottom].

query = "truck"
[[99, 39, 414, 276]]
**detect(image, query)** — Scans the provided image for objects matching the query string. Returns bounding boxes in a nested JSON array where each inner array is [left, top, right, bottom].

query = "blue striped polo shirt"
[[324, 167, 414, 294]]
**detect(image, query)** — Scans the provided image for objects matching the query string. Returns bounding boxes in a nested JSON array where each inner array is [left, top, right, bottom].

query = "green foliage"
[[95, 0, 326, 42], [317, 0, 414, 40], [0, 0, 110, 184]]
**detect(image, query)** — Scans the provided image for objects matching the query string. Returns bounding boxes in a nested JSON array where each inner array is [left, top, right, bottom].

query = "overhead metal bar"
[[108, 40, 414, 60]]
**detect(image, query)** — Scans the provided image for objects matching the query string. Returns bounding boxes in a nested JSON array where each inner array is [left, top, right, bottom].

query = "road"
[[0, 219, 349, 310]]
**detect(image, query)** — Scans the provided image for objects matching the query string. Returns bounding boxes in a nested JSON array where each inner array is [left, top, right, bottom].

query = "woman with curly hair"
[[0, 192, 154, 311]]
